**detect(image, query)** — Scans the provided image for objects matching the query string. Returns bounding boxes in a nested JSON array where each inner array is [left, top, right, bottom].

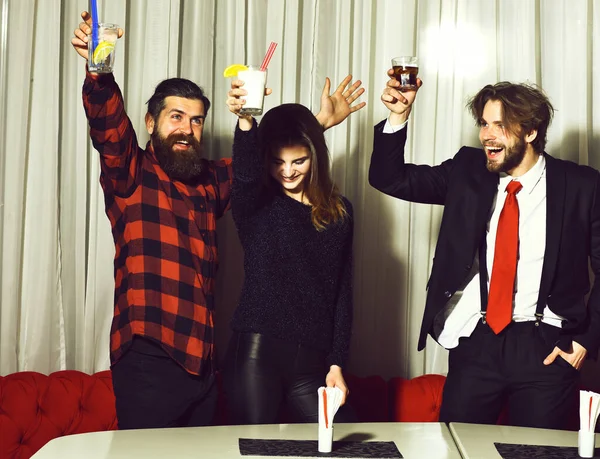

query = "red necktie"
[[487, 180, 523, 334]]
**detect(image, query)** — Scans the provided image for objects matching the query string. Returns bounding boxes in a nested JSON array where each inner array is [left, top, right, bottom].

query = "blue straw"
[[90, 0, 99, 50]]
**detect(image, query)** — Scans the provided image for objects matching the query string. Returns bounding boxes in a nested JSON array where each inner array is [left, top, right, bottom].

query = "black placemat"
[[495, 442, 600, 458], [239, 438, 403, 458]]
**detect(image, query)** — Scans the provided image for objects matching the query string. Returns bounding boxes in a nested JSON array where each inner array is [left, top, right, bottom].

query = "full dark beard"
[[485, 136, 527, 173], [152, 132, 207, 183]]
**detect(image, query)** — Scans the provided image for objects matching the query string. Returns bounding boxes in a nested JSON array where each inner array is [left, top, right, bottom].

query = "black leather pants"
[[223, 331, 356, 425]]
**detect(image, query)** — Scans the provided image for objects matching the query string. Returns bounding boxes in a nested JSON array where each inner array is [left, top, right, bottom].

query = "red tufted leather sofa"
[[0, 370, 446, 459], [0, 371, 118, 459]]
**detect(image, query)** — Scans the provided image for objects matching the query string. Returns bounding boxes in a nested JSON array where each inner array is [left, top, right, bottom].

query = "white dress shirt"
[[383, 118, 408, 133], [384, 120, 563, 349]]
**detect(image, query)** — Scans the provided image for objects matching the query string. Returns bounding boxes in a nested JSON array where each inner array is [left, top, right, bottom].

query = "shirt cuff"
[[383, 118, 408, 134]]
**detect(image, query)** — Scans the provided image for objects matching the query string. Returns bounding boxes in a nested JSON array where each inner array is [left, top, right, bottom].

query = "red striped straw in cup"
[[260, 42, 278, 71]]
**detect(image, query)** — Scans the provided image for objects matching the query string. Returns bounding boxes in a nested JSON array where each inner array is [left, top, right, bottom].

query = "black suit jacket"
[[369, 120, 600, 357]]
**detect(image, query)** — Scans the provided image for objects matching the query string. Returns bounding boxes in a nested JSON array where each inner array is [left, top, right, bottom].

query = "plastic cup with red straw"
[[239, 42, 278, 116]]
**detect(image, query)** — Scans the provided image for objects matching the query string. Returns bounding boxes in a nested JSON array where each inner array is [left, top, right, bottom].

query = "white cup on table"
[[579, 429, 596, 458]]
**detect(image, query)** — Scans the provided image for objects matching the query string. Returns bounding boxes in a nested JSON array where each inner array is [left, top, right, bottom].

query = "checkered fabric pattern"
[[82, 71, 232, 375]]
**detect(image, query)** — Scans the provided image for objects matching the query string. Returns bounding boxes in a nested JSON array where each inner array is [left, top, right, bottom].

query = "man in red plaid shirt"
[[73, 14, 229, 429], [72, 12, 364, 429]]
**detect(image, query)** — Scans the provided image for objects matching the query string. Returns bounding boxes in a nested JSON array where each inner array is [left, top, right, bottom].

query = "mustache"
[[163, 132, 202, 151]]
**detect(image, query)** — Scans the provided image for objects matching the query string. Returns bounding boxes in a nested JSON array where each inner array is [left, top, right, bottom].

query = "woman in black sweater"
[[224, 77, 364, 424]]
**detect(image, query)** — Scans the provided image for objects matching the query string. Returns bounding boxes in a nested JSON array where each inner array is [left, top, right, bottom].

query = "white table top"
[[31, 422, 461, 459], [449, 422, 595, 458]]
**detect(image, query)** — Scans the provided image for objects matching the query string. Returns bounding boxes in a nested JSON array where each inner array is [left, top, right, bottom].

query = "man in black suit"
[[369, 72, 600, 429]]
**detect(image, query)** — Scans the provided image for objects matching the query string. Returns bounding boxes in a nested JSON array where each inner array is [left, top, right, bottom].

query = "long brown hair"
[[258, 103, 347, 231]]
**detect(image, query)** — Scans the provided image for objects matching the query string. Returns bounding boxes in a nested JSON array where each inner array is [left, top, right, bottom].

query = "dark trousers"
[[223, 331, 357, 425], [111, 336, 217, 430], [439, 320, 579, 428]]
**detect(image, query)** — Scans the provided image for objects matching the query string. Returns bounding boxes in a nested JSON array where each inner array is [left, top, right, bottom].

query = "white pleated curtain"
[[1, 0, 599, 383]]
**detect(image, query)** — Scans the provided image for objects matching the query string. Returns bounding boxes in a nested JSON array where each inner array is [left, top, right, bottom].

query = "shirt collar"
[[498, 154, 546, 195]]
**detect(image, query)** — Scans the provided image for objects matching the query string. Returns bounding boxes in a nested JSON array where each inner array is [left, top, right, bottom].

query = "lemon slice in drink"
[[223, 64, 248, 78], [92, 41, 115, 65]]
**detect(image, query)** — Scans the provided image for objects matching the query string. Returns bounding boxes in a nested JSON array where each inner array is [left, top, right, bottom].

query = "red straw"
[[323, 391, 329, 429], [260, 42, 278, 71], [589, 395, 593, 431]]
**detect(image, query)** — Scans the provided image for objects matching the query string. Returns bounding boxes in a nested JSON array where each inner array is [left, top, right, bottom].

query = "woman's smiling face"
[[269, 145, 311, 196]]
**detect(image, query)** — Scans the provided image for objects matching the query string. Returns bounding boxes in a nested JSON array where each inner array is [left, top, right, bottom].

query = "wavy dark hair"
[[146, 78, 211, 120], [258, 103, 347, 231], [467, 82, 554, 153]]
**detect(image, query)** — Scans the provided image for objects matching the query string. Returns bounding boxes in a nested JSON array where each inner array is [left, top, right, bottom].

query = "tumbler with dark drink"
[[392, 56, 418, 91]]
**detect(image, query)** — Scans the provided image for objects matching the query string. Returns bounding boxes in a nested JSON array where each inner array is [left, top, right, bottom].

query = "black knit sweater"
[[230, 122, 353, 367]]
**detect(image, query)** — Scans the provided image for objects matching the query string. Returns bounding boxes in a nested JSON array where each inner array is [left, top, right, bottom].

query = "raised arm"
[[369, 70, 451, 205], [73, 12, 140, 198], [227, 79, 265, 226], [315, 75, 366, 130]]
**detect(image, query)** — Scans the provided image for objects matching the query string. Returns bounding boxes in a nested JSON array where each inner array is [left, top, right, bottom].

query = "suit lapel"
[[475, 167, 499, 238], [537, 153, 565, 305]]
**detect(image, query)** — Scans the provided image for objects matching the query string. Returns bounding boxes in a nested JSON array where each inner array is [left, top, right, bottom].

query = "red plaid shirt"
[[82, 71, 232, 375]]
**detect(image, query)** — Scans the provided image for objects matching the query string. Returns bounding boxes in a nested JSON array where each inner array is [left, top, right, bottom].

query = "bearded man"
[[75, 36, 230, 430], [369, 74, 600, 429], [71, 10, 364, 429]]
